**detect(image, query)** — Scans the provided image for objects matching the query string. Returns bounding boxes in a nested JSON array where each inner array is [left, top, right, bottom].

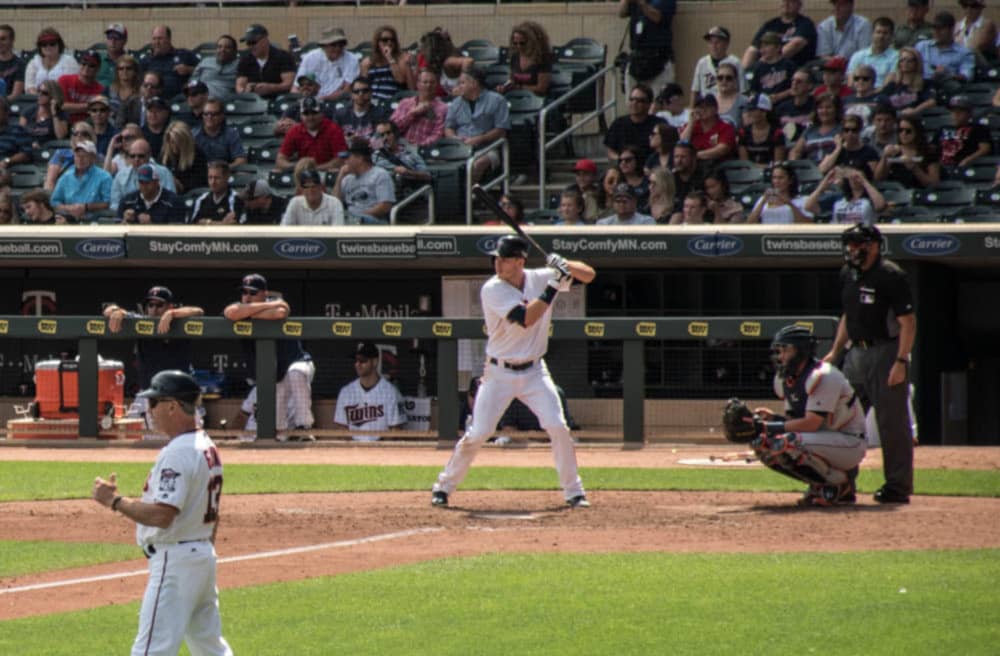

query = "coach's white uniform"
[[133, 429, 231, 656], [434, 267, 584, 500], [334, 376, 405, 441]]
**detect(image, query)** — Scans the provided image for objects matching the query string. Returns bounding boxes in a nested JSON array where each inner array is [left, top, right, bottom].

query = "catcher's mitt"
[[721, 398, 760, 443]]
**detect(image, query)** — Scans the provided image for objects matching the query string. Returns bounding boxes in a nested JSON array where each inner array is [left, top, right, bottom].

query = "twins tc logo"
[[345, 403, 386, 426], [158, 469, 182, 497]]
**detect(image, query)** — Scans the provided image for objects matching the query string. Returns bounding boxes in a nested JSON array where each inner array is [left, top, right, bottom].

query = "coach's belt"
[[489, 357, 534, 371], [143, 539, 206, 559], [852, 338, 896, 349]]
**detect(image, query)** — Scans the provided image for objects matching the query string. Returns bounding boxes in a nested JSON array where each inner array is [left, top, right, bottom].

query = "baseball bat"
[[471, 184, 549, 257]]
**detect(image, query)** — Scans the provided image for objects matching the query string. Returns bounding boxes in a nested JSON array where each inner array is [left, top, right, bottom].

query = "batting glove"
[[546, 253, 570, 276]]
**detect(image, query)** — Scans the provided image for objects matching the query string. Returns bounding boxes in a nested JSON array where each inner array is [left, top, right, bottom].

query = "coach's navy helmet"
[[137, 370, 201, 403], [490, 235, 529, 259]]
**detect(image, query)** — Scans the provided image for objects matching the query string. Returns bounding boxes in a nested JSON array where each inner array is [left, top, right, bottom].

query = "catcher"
[[722, 324, 868, 506]]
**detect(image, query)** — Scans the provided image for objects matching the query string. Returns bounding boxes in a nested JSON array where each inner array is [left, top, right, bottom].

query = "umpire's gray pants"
[[843, 341, 913, 495]]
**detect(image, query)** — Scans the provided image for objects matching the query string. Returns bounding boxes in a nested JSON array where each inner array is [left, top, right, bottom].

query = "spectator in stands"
[[747, 32, 796, 105], [738, 93, 787, 165], [292, 158, 319, 196], [294, 27, 359, 102], [190, 160, 243, 225], [20, 80, 68, 146], [917, 12, 976, 83], [843, 65, 881, 125], [671, 141, 702, 210], [51, 140, 113, 222], [880, 47, 937, 117], [281, 168, 345, 225], [372, 120, 432, 184], [103, 122, 141, 176], [194, 97, 247, 166], [790, 92, 843, 163], [806, 166, 885, 223], [691, 26, 743, 105], [774, 68, 815, 143], [391, 69, 447, 146], [680, 94, 736, 164], [814, 57, 851, 98], [647, 167, 676, 222], [360, 25, 415, 103], [417, 28, 473, 97], [142, 96, 171, 156], [276, 96, 348, 172], [498, 194, 526, 225], [192, 35, 239, 100], [333, 137, 396, 224], [874, 115, 940, 187], [25, 28, 78, 95], [937, 94, 992, 167], [618, 0, 677, 93], [555, 189, 587, 225], [617, 144, 651, 212], [275, 73, 325, 138], [236, 24, 296, 99], [0, 189, 12, 224], [334, 76, 389, 141], [703, 170, 745, 223], [565, 158, 603, 222], [19, 189, 63, 224], [742, 0, 817, 70], [597, 167, 621, 217], [45, 120, 95, 190], [140, 25, 198, 100], [669, 190, 709, 224], [746, 162, 814, 223], [817, 0, 873, 61], [86, 96, 117, 158], [955, 0, 997, 62], [240, 179, 287, 225], [177, 80, 209, 128], [605, 83, 664, 164], [713, 62, 749, 127], [847, 17, 899, 88], [653, 83, 689, 130], [597, 183, 655, 225], [444, 67, 511, 182], [110, 137, 176, 212], [119, 163, 185, 224], [109, 54, 141, 129], [895, 0, 934, 49], [0, 97, 30, 171], [97, 24, 128, 89], [819, 113, 880, 178], [59, 50, 106, 125], [862, 103, 899, 156], [160, 121, 206, 194], [0, 25, 25, 98], [500, 21, 553, 97], [138, 71, 165, 128]]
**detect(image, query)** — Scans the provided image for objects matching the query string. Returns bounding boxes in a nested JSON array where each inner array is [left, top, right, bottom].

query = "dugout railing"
[[0, 315, 838, 442]]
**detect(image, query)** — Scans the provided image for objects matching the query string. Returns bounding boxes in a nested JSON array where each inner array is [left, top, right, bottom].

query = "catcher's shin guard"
[[754, 432, 827, 487]]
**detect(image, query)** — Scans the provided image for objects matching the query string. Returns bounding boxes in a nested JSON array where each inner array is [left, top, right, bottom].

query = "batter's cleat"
[[873, 487, 910, 504], [431, 491, 448, 507], [567, 495, 590, 508]]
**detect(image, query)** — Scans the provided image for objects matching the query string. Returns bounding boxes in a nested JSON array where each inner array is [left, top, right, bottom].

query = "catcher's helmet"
[[771, 324, 816, 376], [137, 370, 202, 403], [490, 235, 529, 259]]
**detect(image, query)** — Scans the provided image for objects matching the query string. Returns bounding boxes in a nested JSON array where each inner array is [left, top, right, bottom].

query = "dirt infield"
[[1, 444, 998, 621]]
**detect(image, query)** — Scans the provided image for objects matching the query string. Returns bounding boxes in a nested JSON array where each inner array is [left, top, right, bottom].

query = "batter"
[[432, 236, 596, 508]]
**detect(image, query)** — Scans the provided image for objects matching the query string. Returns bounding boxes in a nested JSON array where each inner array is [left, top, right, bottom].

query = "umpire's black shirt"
[[839, 256, 914, 342]]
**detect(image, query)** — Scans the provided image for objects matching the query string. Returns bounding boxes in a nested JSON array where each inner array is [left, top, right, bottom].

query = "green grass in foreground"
[[1, 462, 998, 502], [0, 540, 140, 578], [1, 550, 997, 656]]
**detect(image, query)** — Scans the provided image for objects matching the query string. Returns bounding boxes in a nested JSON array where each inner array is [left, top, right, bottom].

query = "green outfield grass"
[[0, 540, 140, 578], [1, 550, 997, 655]]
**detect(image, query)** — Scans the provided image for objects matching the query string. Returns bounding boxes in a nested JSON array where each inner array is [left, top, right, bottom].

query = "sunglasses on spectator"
[[38, 42, 59, 48], [38, 90, 49, 96], [511, 40, 526, 46], [618, 156, 636, 163], [898, 127, 914, 134], [854, 76, 873, 82], [301, 109, 319, 115], [716, 75, 735, 81], [379, 36, 395, 43], [202, 111, 223, 117]]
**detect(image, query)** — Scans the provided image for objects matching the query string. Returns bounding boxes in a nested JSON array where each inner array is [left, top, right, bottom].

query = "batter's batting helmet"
[[771, 324, 816, 376], [137, 370, 202, 403], [490, 235, 529, 259]]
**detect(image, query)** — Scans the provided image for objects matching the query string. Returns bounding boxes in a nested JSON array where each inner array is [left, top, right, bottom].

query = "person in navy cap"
[[119, 163, 185, 224]]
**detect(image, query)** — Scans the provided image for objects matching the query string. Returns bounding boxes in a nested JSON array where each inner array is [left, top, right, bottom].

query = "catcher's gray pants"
[[843, 341, 913, 495], [756, 431, 867, 486]]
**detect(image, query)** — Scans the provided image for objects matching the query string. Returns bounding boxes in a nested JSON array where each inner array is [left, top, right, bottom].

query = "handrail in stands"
[[390, 183, 435, 225], [465, 138, 509, 225]]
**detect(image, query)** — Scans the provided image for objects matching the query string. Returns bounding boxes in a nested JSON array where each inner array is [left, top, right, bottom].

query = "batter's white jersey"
[[334, 376, 405, 441], [136, 430, 222, 547], [482, 267, 565, 361], [774, 361, 867, 435]]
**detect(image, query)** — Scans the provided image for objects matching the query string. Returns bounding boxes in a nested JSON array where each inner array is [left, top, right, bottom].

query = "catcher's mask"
[[841, 222, 881, 271], [771, 324, 816, 377]]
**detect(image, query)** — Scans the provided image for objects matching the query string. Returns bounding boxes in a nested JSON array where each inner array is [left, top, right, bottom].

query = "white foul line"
[[0, 527, 443, 596]]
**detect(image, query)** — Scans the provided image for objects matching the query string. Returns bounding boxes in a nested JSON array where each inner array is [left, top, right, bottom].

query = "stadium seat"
[[37, 140, 69, 164], [913, 183, 977, 210], [918, 106, 953, 133], [8, 167, 43, 190], [884, 205, 938, 223], [526, 208, 560, 224], [268, 169, 297, 191], [737, 183, 769, 211], [721, 166, 765, 193], [460, 39, 501, 66], [181, 187, 209, 213], [948, 205, 1000, 223], [269, 93, 301, 117], [951, 161, 998, 188], [9, 94, 36, 119], [237, 118, 278, 146], [419, 137, 472, 162], [388, 89, 416, 112], [773, 159, 822, 186], [224, 93, 268, 117], [248, 141, 281, 165], [506, 89, 544, 124], [554, 38, 606, 68], [975, 186, 1000, 207], [484, 63, 510, 90], [546, 68, 573, 102], [195, 41, 217, 59], [879, 187, 915, 208], [351, 41, 372, 61]]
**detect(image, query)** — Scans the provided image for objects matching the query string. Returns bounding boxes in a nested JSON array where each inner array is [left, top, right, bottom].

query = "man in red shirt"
[[275, 96, 347, 172], [59, 50, 106, 124], [681, 93, 736, 163]]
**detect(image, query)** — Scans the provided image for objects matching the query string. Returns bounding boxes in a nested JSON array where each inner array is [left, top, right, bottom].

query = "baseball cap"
[[318, 27, 348, 46], [145, 285, 173, 303], [79, 49, 101, 67], [184, 80, 208, 96], [573, 158, 598, 174], [241, 24, 268, 43], [105, 23, 128, 40], [948, 95, 973, 110], [297, 72, 319, 86], [240, 273, 268, 293], [241, 179, 273, 200], [747, 92, 773, 112], [341, 137, 373, 158], [299, 96, 320, 114], [703, 26, 731, 41], [354, 342, 380, 360], [933, 11, 956, 27], [74, 140, 97, 155], [613, 182, 636, 199], [136, 163, 158, 182], [88, 95, 111, 109], [147, 96, 170, 111], [959, 0, 985, 7], [822, 56, 848, 72], [759, 31, 783, 46], [297, 168, 322, 186], [906, 0, 928, 6]]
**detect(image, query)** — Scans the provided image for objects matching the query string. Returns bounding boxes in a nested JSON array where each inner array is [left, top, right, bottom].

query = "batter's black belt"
[[852, 337, 897, 349], [143, 539, 205, 559], [489, 357, 535, 371]]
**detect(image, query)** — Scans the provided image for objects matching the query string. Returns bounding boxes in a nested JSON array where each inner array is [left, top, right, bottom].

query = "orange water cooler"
[[33, 358, 126, 419]]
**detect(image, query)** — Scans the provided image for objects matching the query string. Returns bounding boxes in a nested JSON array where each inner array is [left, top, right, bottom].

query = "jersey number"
[[204, 475, 223, 523]]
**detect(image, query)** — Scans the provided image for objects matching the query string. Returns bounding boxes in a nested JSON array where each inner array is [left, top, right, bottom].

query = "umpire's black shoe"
[[431, 491, 448, 507], [874, 487, 910, 504], [567, 495, 590, 508]]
